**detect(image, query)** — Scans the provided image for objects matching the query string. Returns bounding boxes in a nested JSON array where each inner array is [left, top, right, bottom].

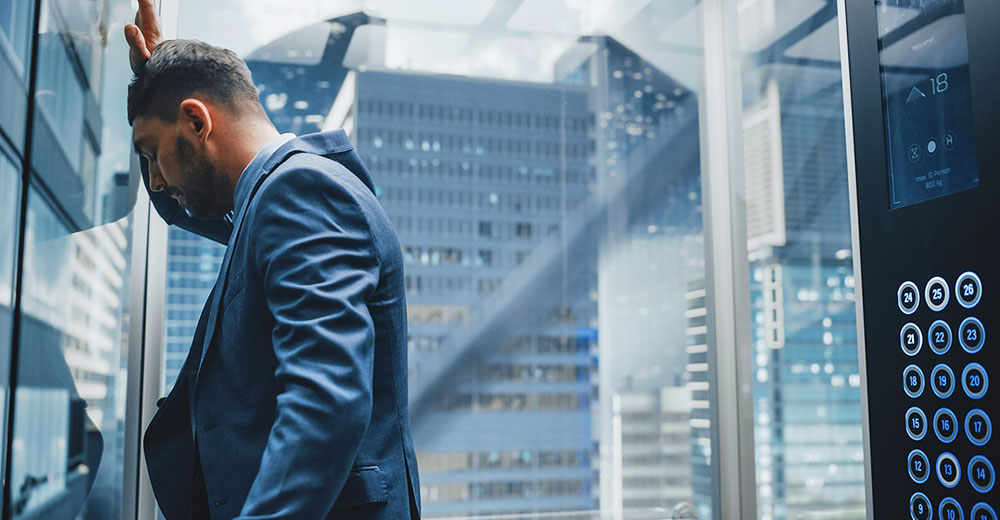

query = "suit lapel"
[[195, 140, 301, 377], [192, 130, 357, 380]]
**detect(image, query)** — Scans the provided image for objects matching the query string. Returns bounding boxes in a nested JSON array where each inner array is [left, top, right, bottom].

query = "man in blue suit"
[[124, 3, 420, 518]]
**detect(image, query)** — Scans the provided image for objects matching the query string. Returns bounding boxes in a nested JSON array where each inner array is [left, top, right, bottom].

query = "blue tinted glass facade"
[[162, 227, 223, 391], [0, 0, 138, 518], [354, 69, 599, 516], [742, 6, 867, 517]]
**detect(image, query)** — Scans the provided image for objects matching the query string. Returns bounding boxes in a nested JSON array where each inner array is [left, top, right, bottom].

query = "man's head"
[[129, 39, 270, 217]]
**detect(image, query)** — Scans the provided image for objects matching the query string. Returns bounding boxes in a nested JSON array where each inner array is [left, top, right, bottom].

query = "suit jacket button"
[[203, 423, 216, 432], [156, 397, 166, 408]]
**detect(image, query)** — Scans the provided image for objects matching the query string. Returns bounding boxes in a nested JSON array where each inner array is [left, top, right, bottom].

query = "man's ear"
[[178, 98, 213, 141]]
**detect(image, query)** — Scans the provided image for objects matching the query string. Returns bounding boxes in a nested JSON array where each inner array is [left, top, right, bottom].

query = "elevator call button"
[[899, 281, 921, 314], [962, 362, 988, 399], [911, 492, 932, 520], [909, 449, 930, 483], [907, 407, 928, 441], [957, 271, 983, 308], [960, 317, 985, 353], [971, 503, 998, 520], [927, 276, 950, 311], [937, 452, 961, 488], [966, 409, 992, 446], [931, 364, 956, 399], [904, 364, 925, 398], [940, 498, 964, 520], [968, 455, 995, 493]]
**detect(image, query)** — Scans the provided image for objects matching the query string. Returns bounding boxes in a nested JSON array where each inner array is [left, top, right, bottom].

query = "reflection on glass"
[[162, 228, 223, 394], [0, 151, 21, 515], [9, 0, 137, 518], [172, 0, 712, 517], [739, 1, 866, 519], [0, 0, 33, 78], [0, 0, 33, 152], [30, 0, 137, 233]]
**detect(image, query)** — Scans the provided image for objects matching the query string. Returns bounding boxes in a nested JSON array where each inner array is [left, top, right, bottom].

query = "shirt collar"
[[232, 132, 295, 222]]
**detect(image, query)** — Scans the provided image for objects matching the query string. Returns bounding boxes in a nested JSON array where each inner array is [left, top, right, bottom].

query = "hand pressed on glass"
[[124, 0, 163, 75]]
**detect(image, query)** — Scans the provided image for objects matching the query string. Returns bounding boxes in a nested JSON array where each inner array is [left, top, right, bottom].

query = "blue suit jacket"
[[142, 130, 420, 519]]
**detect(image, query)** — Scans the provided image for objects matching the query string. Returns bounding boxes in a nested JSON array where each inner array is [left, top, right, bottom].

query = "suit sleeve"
[[138, 155, 233, 245], [236, 163, 379, 519]]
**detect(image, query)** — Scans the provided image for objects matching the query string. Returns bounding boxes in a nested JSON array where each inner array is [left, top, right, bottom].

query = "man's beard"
[[174, 136, 230, 218]]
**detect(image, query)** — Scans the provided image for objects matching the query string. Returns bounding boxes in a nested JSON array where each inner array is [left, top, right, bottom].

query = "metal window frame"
[[697, 0, 759, 518], [122, 1, 178, 518], [122, 181, 169, 520], [836, 1, 875, 519]]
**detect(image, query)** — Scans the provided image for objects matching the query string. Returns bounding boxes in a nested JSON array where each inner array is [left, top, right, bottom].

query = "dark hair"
[[127, 39, 262, 126]]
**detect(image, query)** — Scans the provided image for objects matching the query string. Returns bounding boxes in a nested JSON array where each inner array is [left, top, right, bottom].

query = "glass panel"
[[0, 0, 34, 78], [168, 0, 716, 517], [30, 0, 138, 233], [9, 0, 138, 517], [0, 149, 22, 515], [0, 0, 32, 152], [737, 1, 866, 519], [162, 228, 223, 395]]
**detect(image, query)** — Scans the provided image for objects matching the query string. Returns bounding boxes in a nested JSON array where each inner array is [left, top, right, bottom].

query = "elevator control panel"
[[841, 0, 998, 518]]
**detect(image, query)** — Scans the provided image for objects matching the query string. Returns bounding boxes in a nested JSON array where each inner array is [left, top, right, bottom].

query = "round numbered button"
[[901, 323, 923, 356], [962, 362, 989, 399], [899, 281, 920, 314], [931, 364, 956, 399], [937, 452, 961, 488], [966, 409, 992, 446], [911, 492, 933, 520], [969, 456, 995, 494], [929, 320, 953, 354], [904, 365, 925, 398], [956, 271, 983, 308], [934, 408, 959, 443], [909, 449, 930, 484], [926, 276, 950, 311], [940, 498, 964, 520], [960, 317, 986, 353], [971, 503, 998, 520], [907, 407, 928, 441]]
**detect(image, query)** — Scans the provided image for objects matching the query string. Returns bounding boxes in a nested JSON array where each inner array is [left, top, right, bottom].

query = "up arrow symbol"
[[906, 86, 927, 104]]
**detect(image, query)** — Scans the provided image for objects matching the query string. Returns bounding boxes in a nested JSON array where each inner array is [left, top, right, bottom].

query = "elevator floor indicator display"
[[877, 0, 980, 209]]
